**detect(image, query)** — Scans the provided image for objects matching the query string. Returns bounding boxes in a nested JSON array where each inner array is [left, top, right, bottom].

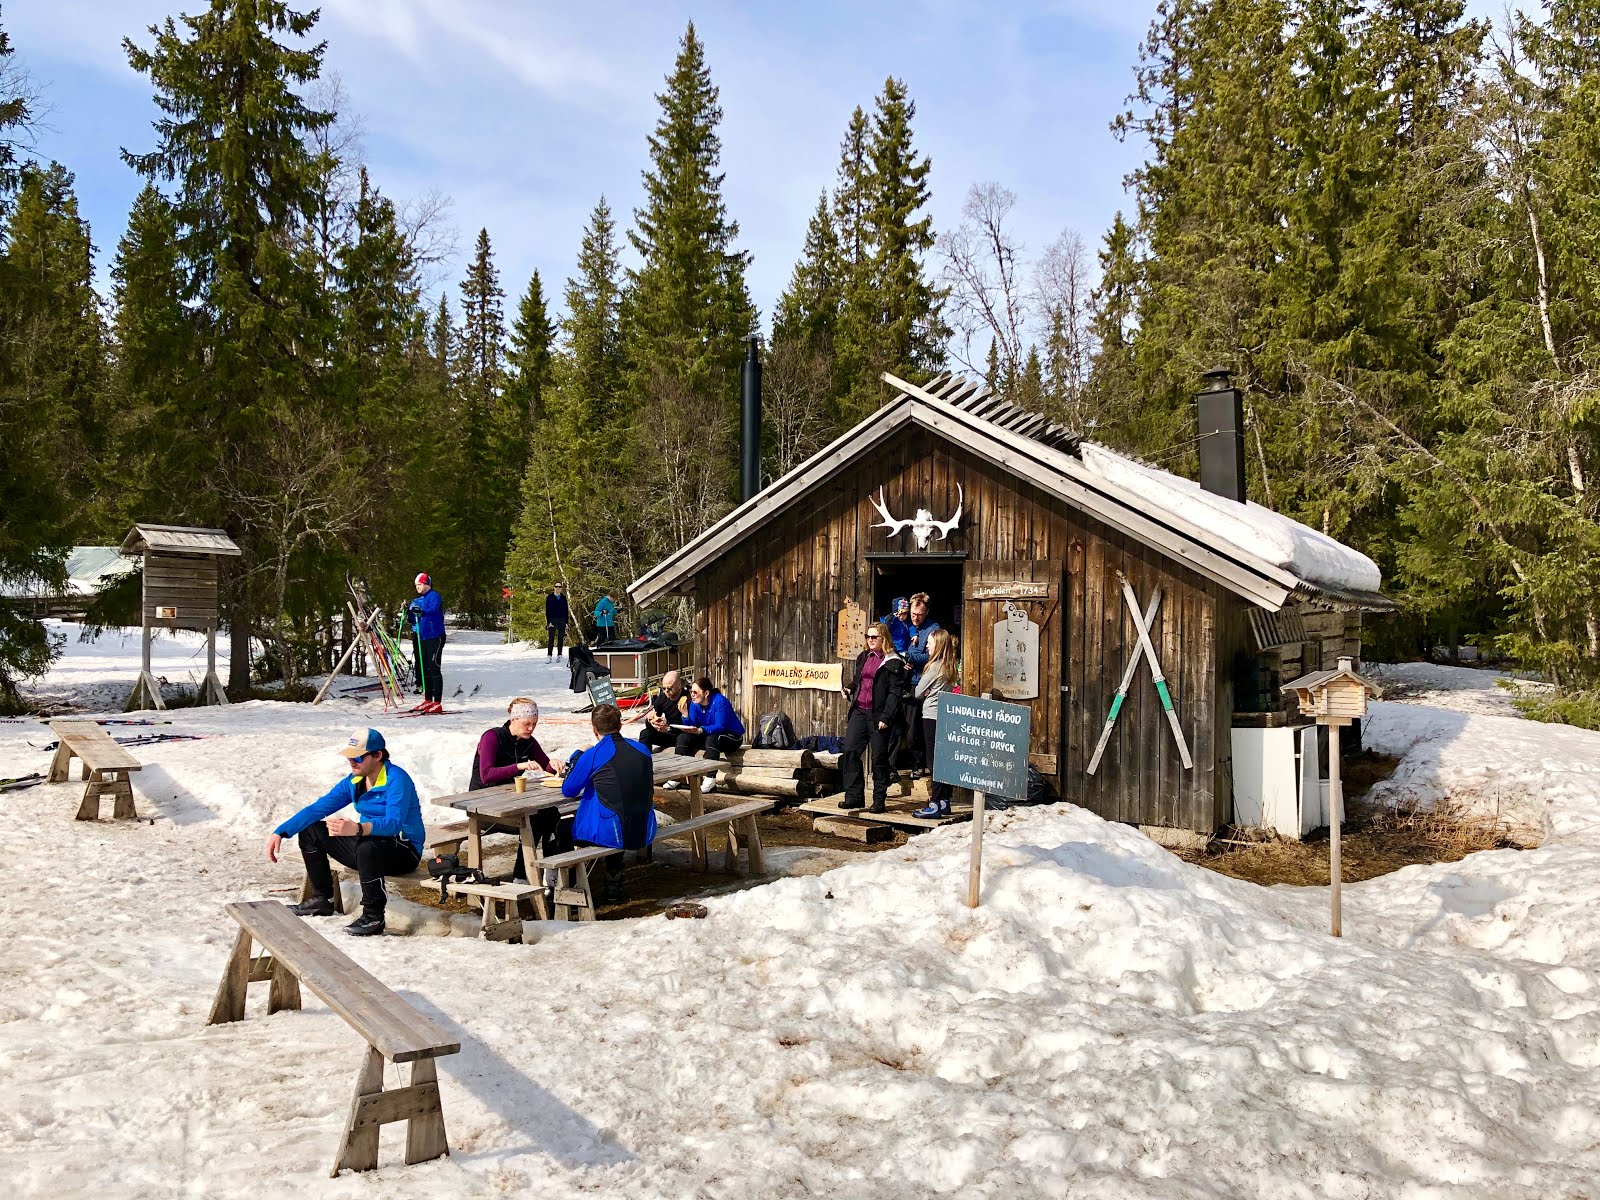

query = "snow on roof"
[[1075, 443, 1383, 595], [0, 546, 136, 601]]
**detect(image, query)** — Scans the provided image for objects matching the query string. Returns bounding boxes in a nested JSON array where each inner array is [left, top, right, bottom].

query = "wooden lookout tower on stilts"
[[119, 523, 240, 710]]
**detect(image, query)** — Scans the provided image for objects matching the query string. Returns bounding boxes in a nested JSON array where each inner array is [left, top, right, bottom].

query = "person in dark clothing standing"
[[269, 728, 425, 937], [566, 703, 655, 903], [408, 573, 446, 714], [839, 624, 907, 813], [640, 670, 686, 753], [469, 697, 564, 882], [903, 592, 941, 777], [544, 583, 570, 657]]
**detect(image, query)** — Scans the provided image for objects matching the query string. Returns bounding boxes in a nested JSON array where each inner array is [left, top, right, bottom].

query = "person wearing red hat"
[[407, 572, 446, 714]]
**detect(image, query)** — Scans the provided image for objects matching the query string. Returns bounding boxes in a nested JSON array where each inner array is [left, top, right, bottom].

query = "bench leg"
[[480, 896, 523, 943], [267, 957, 302, 1014], [75, 778, 101, 821], [403, 1056, 450, 1166], [332, 1045, 386, 1176], [110, 772, 137, 820], [47, 742, 72, 784], [207, 926, 253, 1025], [743, 814, 765, 875], [686, 776, 708, 872], [301, 871, 348, 915], [723, 820, 742, 874]]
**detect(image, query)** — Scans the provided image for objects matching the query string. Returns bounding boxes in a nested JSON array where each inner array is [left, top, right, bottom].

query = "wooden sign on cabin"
[[1281, 656, 1378, 726], [991, 601, 1040, 700], [835, 599, 866, 659], [752, 659, 845, 691], [119, 523, 241, 711]]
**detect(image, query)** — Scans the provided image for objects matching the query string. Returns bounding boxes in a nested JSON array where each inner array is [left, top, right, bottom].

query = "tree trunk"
[[228, 597, 252, 701]]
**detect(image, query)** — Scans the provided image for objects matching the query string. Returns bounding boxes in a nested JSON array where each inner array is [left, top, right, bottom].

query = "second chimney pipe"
[[740, 334, 762, 503], [1196, 365, 1246, 503]]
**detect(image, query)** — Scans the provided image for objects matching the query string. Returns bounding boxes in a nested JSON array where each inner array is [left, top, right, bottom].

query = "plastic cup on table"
[[514, 774, 527, 793]]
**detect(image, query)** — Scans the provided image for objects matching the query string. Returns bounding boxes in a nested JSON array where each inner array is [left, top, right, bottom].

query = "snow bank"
[[3, 633, 1599, 1197], [1077, 442, 1383, 594]]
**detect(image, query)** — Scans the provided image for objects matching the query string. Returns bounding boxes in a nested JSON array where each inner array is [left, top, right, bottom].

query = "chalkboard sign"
[[587, 676, 617, 708], [932, 693, 1032, 800]]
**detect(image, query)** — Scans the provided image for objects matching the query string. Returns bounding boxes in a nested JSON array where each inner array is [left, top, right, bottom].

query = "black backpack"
[[753, 712, 796, 750]]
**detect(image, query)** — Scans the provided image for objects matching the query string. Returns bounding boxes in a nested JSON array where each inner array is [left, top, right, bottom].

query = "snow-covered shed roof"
[[119, 524, 241, 557], [0, 546, 137, 601], [629, 373, 1393, 613]]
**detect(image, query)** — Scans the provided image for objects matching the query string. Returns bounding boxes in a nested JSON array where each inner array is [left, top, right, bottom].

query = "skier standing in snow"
[[269, 728, 424, 937], [545, 582, 570, 657], [408, 572, 445, 714], [593, 589, 617, 644]]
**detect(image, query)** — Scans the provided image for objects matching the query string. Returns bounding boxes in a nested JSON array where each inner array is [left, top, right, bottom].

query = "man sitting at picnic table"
[[268, 728, 425, 937], [564, 703, 655, 905], [640, 670, 687, 754]]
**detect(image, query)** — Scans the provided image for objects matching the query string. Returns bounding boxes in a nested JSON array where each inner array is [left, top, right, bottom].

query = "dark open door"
[[961, 560, 1064, 780]]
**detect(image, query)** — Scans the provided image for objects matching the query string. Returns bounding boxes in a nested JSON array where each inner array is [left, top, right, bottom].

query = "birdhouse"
[[1281, 656, 1378, 726]]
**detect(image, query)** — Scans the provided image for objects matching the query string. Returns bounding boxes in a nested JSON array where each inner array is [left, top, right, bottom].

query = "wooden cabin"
[[629, 373, 1393, 836]]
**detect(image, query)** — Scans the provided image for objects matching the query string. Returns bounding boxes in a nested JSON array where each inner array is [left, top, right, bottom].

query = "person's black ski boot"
[[289, 895, 335, 917], [838, 796, 865, 810], [345, 912, 385, 937]]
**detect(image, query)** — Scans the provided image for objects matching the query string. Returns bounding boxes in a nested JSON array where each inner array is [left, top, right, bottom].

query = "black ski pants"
[[503, 809, 572, 883], [640, 724, 677, 753], [546, 623, 567, 656], [414, 634, 443, 702], [674, 730, 742, 760], [842, 708, 894, 808], [298, 821, 420, 917]]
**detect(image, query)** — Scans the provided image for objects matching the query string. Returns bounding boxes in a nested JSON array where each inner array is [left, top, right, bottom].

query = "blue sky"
[[8, 0, 1505, 330]]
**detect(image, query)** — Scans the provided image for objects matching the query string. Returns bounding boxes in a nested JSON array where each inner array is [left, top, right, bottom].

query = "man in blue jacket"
[[267, 728, 426, 936], [564, 703, 654, 904], [408, 572, 446, 714], [903, 592, 942, 778]]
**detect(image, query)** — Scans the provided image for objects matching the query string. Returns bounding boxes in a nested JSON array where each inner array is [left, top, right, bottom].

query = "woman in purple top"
[[469, 697, 563, 881], [839, 623, 906, 813]]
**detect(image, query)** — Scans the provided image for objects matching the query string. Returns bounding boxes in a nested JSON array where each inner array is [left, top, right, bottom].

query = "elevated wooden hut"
[[629, 374, 1392, 836], [120, 523, 240, 710]]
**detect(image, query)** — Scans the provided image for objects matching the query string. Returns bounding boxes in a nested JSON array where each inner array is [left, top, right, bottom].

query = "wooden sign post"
[[1282, 657, 1379, 938], [835, 599, 866, 659], [932, 691, 1031, 908]]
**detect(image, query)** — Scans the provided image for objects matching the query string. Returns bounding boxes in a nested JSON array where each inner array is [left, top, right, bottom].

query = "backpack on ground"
[[753, 712, 796, 750]]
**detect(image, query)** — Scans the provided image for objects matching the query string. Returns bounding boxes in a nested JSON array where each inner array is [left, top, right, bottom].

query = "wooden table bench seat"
[[297, 821, 472, 916], [207, 900, 460, 1176], [430, 879, 547, 940], [539, 797, 774, 920], [47, 720, 143, 821]]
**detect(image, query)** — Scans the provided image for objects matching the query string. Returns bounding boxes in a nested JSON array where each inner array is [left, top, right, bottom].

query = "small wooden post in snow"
[[1328, 722, 1343, 937], [967, 691, 993, 909]]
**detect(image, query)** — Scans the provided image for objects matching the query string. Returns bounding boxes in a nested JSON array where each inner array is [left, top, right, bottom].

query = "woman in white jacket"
[[912, 629, 959, 818]]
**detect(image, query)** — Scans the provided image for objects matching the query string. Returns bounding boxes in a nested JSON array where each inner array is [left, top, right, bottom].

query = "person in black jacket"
[[640, 670, 685, 753], [545, 583, 570, 657], [468, 698, 567, 882], [839, 624, 907, 813]]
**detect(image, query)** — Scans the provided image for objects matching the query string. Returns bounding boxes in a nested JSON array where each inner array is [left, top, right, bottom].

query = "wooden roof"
[[120, 524, 241, 557], [629, 373, 1393, 614]]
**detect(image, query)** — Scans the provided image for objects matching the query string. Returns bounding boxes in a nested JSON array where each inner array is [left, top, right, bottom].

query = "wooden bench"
[[207, 900, 460, 1176], [47, 719, 142, 821], [296, 822, 471, 916], [431, 879, 547, 940], [539, 798, 773, 920]]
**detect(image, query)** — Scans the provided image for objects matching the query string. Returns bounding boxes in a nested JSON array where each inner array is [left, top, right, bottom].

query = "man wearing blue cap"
[[267, 728, 426, 936]]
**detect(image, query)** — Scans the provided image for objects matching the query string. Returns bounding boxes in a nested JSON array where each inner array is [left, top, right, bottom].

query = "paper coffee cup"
[[514, 775, 527, 793]]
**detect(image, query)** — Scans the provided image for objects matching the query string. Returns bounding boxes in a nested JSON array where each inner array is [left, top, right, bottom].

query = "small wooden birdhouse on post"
[[119, 523, 241, 711], [1282, 655, 1379, 937]]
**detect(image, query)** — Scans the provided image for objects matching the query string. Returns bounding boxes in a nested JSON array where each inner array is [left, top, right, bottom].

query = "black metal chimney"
[[1196, 365, 1246, 503], [740, 334, 763, 503]]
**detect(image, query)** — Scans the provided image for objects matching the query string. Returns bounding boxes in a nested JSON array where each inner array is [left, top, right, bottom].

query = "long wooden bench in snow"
[[539, 797, 774, 921], [47, 719, 142, 820], [207, 899, 460, 1176]]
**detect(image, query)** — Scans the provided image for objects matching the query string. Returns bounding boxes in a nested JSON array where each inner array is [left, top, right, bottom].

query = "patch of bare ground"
[[1178, 751, 1539, 886]]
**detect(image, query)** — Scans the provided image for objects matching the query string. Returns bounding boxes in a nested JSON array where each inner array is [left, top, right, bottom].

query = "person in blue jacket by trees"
[[593, 589, 617, 644], [408, 573, 446, 713], [267, 728, 425, 936], [903, 592, 942, 778], [564, 703, 654, 903], [674, 676, 745, 788]]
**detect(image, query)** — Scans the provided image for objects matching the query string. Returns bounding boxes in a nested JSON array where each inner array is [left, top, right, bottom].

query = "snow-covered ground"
[[3, 634, 1599, 1198]]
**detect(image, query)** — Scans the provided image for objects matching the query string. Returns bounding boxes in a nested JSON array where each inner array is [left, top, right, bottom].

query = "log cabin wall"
[[686, 426, 1238, 833]]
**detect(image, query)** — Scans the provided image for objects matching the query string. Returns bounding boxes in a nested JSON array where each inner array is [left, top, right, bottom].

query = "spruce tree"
[[505, 270, 556, 430], [774, 191, 842, 348], [623, 21, 756, 556]]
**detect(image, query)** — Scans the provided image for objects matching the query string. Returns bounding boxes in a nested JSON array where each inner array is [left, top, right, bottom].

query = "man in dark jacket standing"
[[903, 591, 941, 777], [408, 573, 446, 714], [544, 583, 570, 657], [839, 625, 906, 813]]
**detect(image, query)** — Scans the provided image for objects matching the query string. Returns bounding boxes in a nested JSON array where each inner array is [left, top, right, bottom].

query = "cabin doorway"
[[869, 557, 964, 640]]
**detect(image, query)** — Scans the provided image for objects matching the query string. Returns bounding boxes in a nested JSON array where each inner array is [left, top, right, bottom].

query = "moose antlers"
[[869, 488, 914, 538], [869, 483, 964, 548]]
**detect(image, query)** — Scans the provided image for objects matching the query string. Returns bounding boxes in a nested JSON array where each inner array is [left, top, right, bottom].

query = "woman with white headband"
[[470, 697, 563, 881]]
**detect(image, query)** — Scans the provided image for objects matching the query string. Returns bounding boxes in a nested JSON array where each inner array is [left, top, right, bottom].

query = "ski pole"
[[1086, 585, 1163, 776], [1118, 572, 1193, 769]]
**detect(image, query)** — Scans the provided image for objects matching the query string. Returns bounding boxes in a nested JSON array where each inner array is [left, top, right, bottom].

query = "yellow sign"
[[752, 659, 844, 691], [835, 599, 866, 659]]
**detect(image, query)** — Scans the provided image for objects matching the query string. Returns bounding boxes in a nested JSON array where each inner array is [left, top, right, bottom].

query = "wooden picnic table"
[[440, 751, 722, 873]]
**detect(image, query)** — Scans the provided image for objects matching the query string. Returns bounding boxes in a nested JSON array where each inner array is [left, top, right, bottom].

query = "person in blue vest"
[[407, 573, 446, 714], [674, 676, 745, 791], [903, 591, 942, 778], [268, 728, 425, 937], [593, 590, 617, 644], [544, 582, 570, 658], [879, 597, 912, 654], [565, 703, 655, 904]]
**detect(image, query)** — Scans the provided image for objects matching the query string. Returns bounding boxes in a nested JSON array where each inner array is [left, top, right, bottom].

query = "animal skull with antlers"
[[870, 483, 964, 550]]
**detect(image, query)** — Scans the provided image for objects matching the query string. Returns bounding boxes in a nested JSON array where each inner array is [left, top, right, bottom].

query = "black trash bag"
[[1023, 763, 1059, 807], [753, 712, 797, 750], [567, 644, 611, 693]]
